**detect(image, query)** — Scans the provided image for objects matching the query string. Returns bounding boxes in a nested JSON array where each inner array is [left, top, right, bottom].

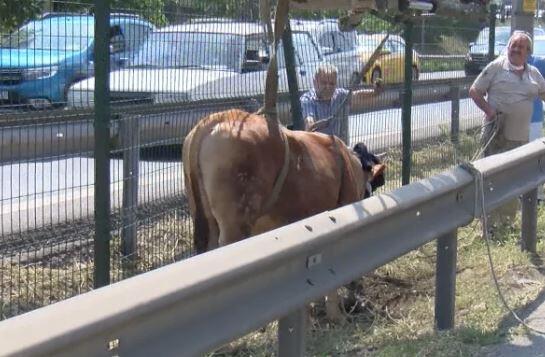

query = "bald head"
[[507, 31, 532, 67]]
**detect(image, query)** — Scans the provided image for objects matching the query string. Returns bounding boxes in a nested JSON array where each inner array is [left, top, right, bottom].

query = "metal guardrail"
[[419, 54, 466, 60], [1, 139, 544, 356]]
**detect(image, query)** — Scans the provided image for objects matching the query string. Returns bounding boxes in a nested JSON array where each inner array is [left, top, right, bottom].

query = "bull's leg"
[[218, 225, 245, 248], [325, 290, 346, 324]]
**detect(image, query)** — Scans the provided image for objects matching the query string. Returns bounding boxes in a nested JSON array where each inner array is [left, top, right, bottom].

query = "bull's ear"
[[353, 142, 368, 155], [370, 164, 386, 191]]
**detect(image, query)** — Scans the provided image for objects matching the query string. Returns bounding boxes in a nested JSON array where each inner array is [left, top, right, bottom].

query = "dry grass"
[[2, 132, 545, 356], [208, 216, 545, 356], [0, 204, 194, 319], [207, 132, 545, 356]]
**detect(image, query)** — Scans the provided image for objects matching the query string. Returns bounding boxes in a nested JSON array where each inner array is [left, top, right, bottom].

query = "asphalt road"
[[0, 97, 481, 235]]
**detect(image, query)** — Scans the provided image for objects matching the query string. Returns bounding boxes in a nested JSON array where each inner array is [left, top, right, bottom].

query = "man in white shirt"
[[469, 30, 545, 230]]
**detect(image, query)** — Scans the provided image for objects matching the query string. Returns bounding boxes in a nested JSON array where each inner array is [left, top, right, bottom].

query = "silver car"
[[289, 18, 362, 87], [67, 21, 324, 142]]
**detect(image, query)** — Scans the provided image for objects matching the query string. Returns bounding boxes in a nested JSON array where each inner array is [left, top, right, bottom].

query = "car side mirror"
[[469, 42, 475, 47]]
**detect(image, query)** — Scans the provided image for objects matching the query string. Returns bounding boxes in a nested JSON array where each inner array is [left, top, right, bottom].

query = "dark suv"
[[464, 26, 545, 76]]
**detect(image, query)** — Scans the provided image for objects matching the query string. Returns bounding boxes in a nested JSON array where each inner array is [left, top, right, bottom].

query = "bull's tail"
[[182, 116, 219, 254]]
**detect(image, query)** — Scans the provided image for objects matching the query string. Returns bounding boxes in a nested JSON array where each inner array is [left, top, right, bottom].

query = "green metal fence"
[[0, 0, 489, 319]]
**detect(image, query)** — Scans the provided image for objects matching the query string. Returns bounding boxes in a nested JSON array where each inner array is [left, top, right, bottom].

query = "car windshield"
[[534, 39, 545, 56], [130, 31, 245, 71], [358, 36, 384, 51], [476, 28, 511, 45], [279, 32, 322, 65], [0, 18, 93, 51]]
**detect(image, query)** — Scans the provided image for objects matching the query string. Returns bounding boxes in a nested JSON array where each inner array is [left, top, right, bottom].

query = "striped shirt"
[[300, 88, 350, 136]]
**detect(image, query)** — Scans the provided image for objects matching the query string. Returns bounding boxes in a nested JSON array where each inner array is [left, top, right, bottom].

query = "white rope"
[[458, 114, 545, 335]]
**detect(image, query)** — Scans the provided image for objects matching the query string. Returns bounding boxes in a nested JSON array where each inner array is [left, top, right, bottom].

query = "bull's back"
[[185, 109, 288, 245], [253, 131, 365, 234]]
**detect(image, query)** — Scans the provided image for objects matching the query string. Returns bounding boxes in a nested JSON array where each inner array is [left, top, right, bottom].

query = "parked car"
[[464, 26, 545, 76], [533, 34, 545, 58], [0, 12, 154, 109], [289, 18, 361, 87], [67, 21, 324, 139], [357, 33, 420, 84]]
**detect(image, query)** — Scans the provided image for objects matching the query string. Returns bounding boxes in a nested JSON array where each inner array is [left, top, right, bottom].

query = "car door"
[[119, 23, 153, 58], [382, 39, 404, 83], [332, 30, 361, 87], [108, 25, 129, 70], [316, 29, 358, 87], [290, 32, 323, 91]]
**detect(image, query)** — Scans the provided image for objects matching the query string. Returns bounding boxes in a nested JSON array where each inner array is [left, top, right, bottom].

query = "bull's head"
[[353, 142, 386, 198]]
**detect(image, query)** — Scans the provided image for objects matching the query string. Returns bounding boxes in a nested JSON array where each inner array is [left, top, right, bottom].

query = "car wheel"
[[62, 78, 86, 107], [464, 68, 480, 77], [412, 66, 419, 81], [371, 68, 382, 84]]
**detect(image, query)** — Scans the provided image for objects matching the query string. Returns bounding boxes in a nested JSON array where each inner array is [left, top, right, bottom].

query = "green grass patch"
[[420, 58, 464, 73]]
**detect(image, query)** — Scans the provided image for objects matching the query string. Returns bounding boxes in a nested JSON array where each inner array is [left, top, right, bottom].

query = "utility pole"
[[512, 0, 535, 37], [512, 0, 538, 253]]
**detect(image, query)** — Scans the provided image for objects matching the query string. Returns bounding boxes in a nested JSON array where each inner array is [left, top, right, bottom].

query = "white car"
[[67, 21, 324, 141], [290, 18, 362, 87]]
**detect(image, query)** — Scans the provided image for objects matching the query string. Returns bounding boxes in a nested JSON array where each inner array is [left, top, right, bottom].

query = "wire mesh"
[[0, 0, 488, 320]]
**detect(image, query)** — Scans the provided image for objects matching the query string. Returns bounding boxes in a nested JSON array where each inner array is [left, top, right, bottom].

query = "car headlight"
[[465, 53, 472, 61], [22, 65, 59, 80]]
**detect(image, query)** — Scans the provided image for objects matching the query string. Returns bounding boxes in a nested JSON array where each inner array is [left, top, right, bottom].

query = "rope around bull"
[[459, 114, 545, 335]]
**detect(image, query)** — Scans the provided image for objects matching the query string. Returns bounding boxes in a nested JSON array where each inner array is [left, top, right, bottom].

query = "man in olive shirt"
[[469, 30, 545, 230]]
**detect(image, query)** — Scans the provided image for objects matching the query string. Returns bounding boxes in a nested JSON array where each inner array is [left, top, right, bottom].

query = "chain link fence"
[[0, 0, 488, 319]]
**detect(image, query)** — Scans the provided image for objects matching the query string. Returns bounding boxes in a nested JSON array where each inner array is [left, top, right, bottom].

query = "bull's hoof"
[[325, 300, 347, 325]]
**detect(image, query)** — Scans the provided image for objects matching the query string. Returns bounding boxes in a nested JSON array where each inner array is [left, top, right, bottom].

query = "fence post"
[[435, 229, 457, 330], [488, 4, 496, 63], [94, 0, 111, 288], [450, 86, 460, 145], [282, 22, 304, 131], [278, 307, 306, 356], [402, 20, 414, 186], [120, 116, 140, 269], [521, 188, 538, 253]]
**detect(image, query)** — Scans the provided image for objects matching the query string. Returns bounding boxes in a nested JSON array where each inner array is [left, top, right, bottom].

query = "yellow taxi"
[[357, 33, 420, 84]]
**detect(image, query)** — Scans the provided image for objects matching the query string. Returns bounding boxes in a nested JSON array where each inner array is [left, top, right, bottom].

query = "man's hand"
[[485, 107, 497, 121], [308, 119, 329, 132], [304, 117, 315, 131], [469, 86, 496, 122]]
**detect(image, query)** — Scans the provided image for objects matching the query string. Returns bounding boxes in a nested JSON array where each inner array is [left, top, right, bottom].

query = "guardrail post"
[[435, 229, 457, 330], [450, 86, 460, 145], [521, 188, 538, 253], [278, 307, 306, 356], [120, 116, 140, 269]]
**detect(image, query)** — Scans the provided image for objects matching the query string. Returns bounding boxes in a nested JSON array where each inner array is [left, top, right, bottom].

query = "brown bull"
[[183, 108, 383, 321], [183, 109, 374, 251]]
